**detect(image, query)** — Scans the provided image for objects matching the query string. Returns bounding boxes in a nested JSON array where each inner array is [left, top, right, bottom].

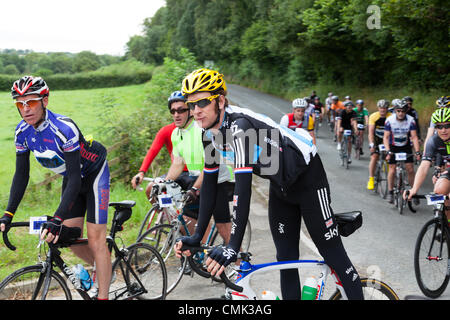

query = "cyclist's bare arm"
[[405, 160, 432, 199], [165, 156, 186, 181], [368, 124, 375, 149]]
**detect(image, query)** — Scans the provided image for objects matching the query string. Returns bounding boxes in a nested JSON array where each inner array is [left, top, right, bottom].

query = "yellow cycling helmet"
[[182, 68, 227, 95]]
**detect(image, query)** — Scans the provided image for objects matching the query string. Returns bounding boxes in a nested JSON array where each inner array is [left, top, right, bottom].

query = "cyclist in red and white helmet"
[[2, 75, 112, 300]]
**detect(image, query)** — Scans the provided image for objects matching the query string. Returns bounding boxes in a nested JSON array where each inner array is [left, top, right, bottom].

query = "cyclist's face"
[[378, 107, 388, 117], [189, 92, 224, 129], [293, 108, 305, 120], [16, 94, 47, 127], [170, 101, 190, 128], [395, 109, 406, 120], [436, 122, 450, 141]]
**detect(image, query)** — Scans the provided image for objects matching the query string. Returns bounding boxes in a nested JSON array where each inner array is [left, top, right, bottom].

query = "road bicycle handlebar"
[[2, 222, 29, 251], [2, 219, 82, 251], [180, 244, 244, 293]]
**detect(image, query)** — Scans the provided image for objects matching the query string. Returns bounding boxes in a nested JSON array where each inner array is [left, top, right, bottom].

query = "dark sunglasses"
[[435, 123, 450, 130], [186, 94, 219, 110], [170, 108, 189, 115], [395, 109, 407, 113]]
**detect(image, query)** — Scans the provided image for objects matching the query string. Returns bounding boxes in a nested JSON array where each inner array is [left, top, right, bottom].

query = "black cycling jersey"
[[423, 134, 450, 165], [193, 105, 363, 300], [337, 109, 356, 130]]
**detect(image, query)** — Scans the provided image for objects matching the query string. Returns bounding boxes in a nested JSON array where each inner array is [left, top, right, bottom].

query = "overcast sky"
[[0, 0, 166, 56]]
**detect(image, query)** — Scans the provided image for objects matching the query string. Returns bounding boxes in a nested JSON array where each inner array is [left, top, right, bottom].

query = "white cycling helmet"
[[292, 98, 308, 109]]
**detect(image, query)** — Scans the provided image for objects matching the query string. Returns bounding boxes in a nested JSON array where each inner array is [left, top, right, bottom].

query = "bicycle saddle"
[[109, 200, 136, 210]]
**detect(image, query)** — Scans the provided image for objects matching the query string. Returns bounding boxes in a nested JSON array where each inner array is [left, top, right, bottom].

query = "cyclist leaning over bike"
[[280, 98, 316, 144], [383, 99, 421, 204], [330, 96, 345, 142], [367, 100, 392, 190], [313, 96, 325, 129], [0, 76, 111, 300], [131, 91, 189, 197], [405, 108, 450, 224], [336, 101, 358, 163], [175, 68, 364, 300], [353, 99, 369, 156]]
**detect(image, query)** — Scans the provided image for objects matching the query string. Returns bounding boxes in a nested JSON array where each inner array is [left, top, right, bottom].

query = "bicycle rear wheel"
[[111, 242, 167, 300], [414, 218, 450, 298], [137, 223, 186, 295], [329, 278, 399, 300], [0, 265, 72, 300]]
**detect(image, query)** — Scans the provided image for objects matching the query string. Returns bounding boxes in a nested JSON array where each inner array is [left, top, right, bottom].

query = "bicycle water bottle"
[[73, 264, 93, 291], [301, 277, 318, 300], [261, 290, 280, 300]]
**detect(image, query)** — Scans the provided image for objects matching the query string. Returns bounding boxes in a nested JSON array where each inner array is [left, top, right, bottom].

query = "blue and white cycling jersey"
[[384, 114, 417, 147], [14, 109, 106, 177]]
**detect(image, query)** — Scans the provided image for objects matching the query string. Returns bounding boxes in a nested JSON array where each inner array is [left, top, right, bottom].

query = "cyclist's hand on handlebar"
[[131, 172, 145, 189], [403, 189, 413, 201], [206, 245, 237, 277], [174, 235, 201, 258], [40, 216, 63, 244], [183, 187, 199, 204], [0, 213, 13, 232]]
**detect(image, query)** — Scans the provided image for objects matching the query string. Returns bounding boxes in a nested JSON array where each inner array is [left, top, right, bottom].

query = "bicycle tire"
[[0, 265, 72, 300], [329, 278, 399, 300], [414, 218, 450, 298], [137, 223, 186, 295], [378, 161, 388, 199], [111, 242, 167, 300], [137, 206, 159, 240]]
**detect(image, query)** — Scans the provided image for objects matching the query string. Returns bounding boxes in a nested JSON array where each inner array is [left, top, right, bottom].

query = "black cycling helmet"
[[394, 98, 408, 110], [344, 101, 354, 107], [403, 96, 413, 103], [11, 76, 49, 99]]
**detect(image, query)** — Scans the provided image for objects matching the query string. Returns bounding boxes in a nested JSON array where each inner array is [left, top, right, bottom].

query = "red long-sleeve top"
[[139, 122, 188, 173]]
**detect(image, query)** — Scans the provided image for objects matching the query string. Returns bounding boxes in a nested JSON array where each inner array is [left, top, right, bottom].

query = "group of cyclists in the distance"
[[283, 91, 450, 213]]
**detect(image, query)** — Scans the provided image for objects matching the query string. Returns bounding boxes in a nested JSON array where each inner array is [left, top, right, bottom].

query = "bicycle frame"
[[228, 259, 346, 300]]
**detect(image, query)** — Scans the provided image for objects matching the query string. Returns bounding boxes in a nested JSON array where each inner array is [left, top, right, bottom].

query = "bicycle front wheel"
[[111, 242, 167, 300], [329, 278, 399, 300], [137, 223, 186, 295], [0, 265, 72, 300], [414, 218, 450, 298], [378, 161, 388, 199]]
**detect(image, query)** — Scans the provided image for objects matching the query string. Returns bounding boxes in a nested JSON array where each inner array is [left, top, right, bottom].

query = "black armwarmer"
[[193, 169, 218, 241], [5, 151, 30, 214], [54, 151, 82, 219]]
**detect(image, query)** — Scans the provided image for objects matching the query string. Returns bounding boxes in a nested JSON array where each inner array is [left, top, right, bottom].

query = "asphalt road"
[[168, 83, 442, 300]]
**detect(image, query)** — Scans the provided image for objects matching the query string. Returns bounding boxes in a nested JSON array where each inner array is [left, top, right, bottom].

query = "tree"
[[72, 51, 101, 72]]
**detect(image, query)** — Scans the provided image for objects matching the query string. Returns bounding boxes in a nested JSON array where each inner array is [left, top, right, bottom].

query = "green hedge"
[[0, 70, 152, 92]]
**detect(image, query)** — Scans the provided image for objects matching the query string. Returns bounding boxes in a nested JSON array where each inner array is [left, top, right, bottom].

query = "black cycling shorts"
[[387, 145, 414, 164]]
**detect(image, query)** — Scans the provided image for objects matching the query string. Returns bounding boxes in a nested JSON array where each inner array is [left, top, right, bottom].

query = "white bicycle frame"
[[227, 259, 347, 300]]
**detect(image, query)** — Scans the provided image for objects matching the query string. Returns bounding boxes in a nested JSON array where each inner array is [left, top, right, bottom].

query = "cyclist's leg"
[[85, 160, 112, 300], [268, 187, 301, 300], [299, 186, 364, 300]]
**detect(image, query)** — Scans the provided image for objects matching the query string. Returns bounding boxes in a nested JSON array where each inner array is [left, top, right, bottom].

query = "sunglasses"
[[395, 109, 406, 113], [15, 97, 43, 109], [186, 94, 219, 110], [435, 124, 450, 130], [170, 108, 189, 115]]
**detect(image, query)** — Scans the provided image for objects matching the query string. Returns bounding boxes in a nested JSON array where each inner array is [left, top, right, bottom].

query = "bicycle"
[[339, 130, 353, 169], [410, 192, 450, 298], [182, 212, 399, 300], [313, 110, 321, 136], [135, 177, 251, 294], [391, 152, 416, 214], [373, 145, 389, 199], [0, 201, 167, 300]]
